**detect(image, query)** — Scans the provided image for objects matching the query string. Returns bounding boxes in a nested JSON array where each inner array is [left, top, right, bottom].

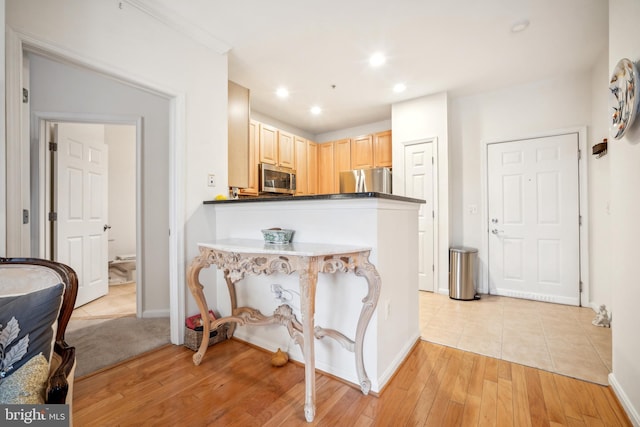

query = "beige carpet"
[[66, 317, 170, 377]]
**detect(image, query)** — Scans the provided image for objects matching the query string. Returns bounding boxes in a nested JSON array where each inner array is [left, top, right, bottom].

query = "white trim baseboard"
[[609, 373, 640, 426]]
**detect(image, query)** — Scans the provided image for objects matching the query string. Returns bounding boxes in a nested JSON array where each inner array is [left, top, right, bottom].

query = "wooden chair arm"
[[46, 341, 76, 404]]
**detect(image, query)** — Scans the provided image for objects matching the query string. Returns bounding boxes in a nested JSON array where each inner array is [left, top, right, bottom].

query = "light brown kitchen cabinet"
[[278, 130, 295, 169], [239, 120, 259, 196], [307, 141, 318, 195], [294, 136, 308, 195], [334, 138, 351, 193], [374, 130, 392, 167], [259, 123, 278, 165], [351, 134, 374, 169], [318, 142, 335, 194], [228, 81, 250, 188]]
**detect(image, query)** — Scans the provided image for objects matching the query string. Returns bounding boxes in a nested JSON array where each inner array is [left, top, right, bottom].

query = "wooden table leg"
[[353, 251, 381, 395], [299, 256, 318, 422], [186, 251, 213, 366]]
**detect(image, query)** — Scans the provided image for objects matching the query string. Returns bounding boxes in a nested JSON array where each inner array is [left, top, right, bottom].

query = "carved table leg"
[[186, 251, 213, 366], [353, 251, 381, 394], [223, 269, 239, 338], [299, 256, 318, 422]]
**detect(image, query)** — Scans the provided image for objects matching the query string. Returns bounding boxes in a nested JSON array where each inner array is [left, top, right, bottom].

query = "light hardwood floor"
[[420, 292, 612, 385], [73, 339, 631, 426]]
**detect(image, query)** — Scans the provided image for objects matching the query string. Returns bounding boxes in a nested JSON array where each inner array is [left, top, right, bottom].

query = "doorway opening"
[[35, 120, 139, 315]]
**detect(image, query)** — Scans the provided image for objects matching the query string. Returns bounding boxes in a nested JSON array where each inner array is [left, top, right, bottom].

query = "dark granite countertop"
[[204, 192, 425, 205]]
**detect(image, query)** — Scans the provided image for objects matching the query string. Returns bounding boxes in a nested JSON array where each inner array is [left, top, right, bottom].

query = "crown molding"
[[124, 0, 231, 55]]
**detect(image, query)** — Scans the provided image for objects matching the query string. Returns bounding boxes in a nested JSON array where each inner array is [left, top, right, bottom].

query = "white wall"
[[392, 92, 450, 292], [0, 0, 5, 256], [449, 71, 595, 298], [7, 0, 228, 334], [608, 0, 640, 424], [315, 119, 392, 143], [589, 50, 613, 313], [105, 125, 136, 262]]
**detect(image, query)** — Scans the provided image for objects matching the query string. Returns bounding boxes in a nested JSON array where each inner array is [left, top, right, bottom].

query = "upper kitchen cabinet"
[[278, 130, 295, 169], [239, 120, 259, 196], [374, 130, 392, 167], [334, 138, 351, 193], [318, 142, 335, 194], [258, 123, 278, 165], [351, 134, 374, 169], [307, 141, 318, 195], [228, 81, 250, 188], [294, 136, 308, 195], [258, 124, 295, 169]]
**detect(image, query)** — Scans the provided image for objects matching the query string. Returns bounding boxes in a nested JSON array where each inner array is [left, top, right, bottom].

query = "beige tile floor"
[[419, 291, 612, 385], [71, 282, 136, 320]]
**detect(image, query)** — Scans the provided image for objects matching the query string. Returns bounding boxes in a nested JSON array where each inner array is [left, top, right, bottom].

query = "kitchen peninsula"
[[196, 192, 424, 397]]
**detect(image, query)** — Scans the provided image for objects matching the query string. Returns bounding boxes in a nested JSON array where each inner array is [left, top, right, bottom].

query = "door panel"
[[54, 122, 109, 307], [404, 142, 434, 292], [488, 133, 580, 305]]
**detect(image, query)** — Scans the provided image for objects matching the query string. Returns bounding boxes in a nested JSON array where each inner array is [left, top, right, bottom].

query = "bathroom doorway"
[[38, 119, 139, 315]]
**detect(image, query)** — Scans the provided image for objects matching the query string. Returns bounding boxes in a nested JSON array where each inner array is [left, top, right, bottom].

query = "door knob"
[[491, 228, 502, 235], [104, 224, 112, 232]]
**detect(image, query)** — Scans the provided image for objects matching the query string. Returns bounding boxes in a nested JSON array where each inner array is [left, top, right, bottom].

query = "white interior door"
[[54, 122, 109, 307], [487, 133, 580, 305], [404, 142, 434, 292]]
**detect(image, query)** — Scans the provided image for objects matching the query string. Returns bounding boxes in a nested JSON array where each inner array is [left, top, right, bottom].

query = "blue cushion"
[[0, 283, 64, 382]]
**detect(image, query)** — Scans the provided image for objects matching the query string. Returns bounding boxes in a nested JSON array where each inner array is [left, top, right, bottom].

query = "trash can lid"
[[450, 246, 478, 253]]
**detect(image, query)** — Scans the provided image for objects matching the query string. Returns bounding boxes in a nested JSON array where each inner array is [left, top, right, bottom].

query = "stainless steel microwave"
[[259, 163, 296, 194]]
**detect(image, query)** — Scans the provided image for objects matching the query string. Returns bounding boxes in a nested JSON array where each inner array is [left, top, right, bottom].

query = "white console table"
[[186, 238, 381, 422]]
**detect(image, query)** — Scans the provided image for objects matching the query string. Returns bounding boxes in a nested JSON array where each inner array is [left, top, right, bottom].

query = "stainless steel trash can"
[[449, 247, 479, 301]]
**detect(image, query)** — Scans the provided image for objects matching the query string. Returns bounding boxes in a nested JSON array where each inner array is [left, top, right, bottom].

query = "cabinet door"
[[334, 138, 351, 193], [307, 141, 318, 195], [259, 123, 278, 165], [239, 120, 259, 196], [374, 130, 392, 167], [294, 136, 308, 195], [318, 142, 335, 194], [278, 131, 295, 169], [351, 134, 374, 169]]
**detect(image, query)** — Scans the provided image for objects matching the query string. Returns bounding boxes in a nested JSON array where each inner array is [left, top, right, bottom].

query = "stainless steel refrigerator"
[[339, 167, 392, 194]]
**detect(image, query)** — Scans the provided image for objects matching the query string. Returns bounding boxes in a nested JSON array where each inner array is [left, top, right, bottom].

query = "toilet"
[[109, 254, 136, 284]]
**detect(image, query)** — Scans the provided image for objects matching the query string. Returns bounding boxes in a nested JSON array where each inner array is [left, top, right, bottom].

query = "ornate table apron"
[[186, 240, 381, 422]]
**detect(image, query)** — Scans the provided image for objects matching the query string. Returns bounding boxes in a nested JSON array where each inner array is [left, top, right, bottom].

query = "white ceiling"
[[132, 0, 608, 136]]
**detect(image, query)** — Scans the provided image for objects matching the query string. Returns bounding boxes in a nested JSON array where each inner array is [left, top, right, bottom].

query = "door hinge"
[[431, 157, 434, 165], [22, 209, 29, 225], [579, 281, 583, 292], [48, 212, 57, 221], [432, 264, 435, 272], [579, 215, 582, 226], [49, 142, 58, 152], [578, 149, 582, 160], [22, 88, 28, 103]]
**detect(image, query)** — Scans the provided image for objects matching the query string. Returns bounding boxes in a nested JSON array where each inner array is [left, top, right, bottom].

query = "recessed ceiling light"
[[310, 106, 322, 115], [393, 83, 407, 93], [369, 52, 386, 67], [276, 87, 289, 98], [510, 19, 530, 33]]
